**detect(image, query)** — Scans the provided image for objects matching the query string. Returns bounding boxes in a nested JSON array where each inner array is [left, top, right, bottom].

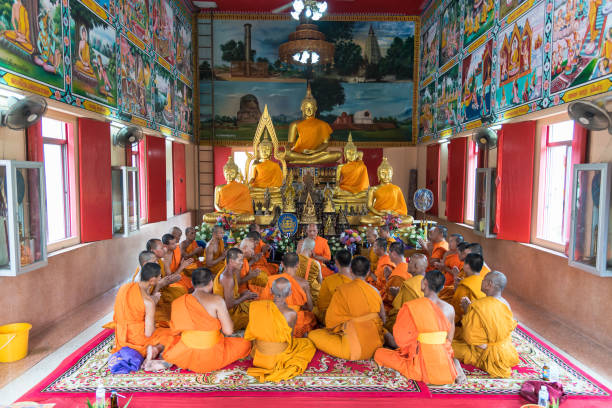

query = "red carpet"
[[16, 325, 611, 407]]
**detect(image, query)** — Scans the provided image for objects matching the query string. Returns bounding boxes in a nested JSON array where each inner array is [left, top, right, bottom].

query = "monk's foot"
[[143, 359, 172, 372], [455, 371, 468, 385]]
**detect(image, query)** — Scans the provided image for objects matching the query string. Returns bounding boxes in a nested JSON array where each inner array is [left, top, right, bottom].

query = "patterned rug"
[[20, 325, 611, 402]]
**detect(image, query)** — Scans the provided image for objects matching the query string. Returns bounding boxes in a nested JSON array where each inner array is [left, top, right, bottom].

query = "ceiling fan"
[[272, 0, 354, 14]]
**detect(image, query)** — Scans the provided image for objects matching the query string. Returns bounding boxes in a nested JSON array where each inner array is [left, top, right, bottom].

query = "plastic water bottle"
[[538, 385, 549, 407], [95, 383, 106, 407]]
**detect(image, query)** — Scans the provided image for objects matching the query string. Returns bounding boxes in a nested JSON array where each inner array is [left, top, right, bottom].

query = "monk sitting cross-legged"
[[237, 237, 268, 296], [368, 238, 395, 292], [163, 268, 251, 373], [213, 248, 258, 330], [247, 225, 279, 275], [433, 233, 464, 288], [299, 224, 334, 279], [308, 256, 386, 361], [296, 238, 323, 304], [439, 241, 471, 303], [382, 242, 412, 311], [418, 225, 449, 271], [385, 253, 427, 332], [451, 253, 486, 327], [453, 271, 519, 378], [245, 278, 317, 382], [260, 252, 317, 338], [180, 227, 205, 267], [375, 270, 467, 385], [163, 233, 196, 292], [314, 249, 353, 324], [206, 226, 227, 276], [112, 263, 176, 371]]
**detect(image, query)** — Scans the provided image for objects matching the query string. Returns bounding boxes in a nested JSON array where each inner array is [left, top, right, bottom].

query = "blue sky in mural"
[[93, 0, 111, 9]]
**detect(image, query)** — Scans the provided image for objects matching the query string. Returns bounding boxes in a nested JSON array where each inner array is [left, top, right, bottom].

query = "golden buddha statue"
[[360, 157, 413, 226], [300, 192, 318, 224], [333, 133, 369, 207], [281, 84, 341, 165], [203, 156, 255, 224]]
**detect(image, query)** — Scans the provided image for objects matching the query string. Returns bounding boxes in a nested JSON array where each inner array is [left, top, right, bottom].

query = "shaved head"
[[185, 227, 195, 235], [146, 238, 162, 252], [485, 271, 507, 292], [271, 277, 292, 299], [301, 238, 316, 254], [408, 253, 428, 276], [138, 250, 157, 267]]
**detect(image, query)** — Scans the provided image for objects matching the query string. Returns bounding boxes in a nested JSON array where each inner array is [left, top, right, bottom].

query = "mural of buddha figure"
[[3, 0, 34, 54]]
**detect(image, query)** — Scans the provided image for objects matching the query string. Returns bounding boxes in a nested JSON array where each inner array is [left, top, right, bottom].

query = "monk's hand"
[[247, 268, 261, 280], [460, 296, 471, 313], [179, 258, 194, 271], [389, 286, 400, 297], [451, 266, 460, 277], [252, 252, 263, 262], [167, 273, 181, 284], [477, 344, 488, 350], [383, 266, 392, 279], [417, 237, 427, 248], [433, 260, 444, 269], [151, 292, 161, 304], [241, 290, 258, 301]]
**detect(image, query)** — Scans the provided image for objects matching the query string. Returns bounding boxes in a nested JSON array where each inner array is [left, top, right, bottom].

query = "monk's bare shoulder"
[[435, 298, 455, 321], [498, 296, 512, 311]]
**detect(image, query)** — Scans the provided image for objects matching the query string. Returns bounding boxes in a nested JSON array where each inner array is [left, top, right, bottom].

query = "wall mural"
[[439, 0, 461, 68], [436, 63, 459, 132], [0, 0, 195, 141], [418, 0, 612, 143], [420, 20, 438, 82], [203, 16, 418, 145]]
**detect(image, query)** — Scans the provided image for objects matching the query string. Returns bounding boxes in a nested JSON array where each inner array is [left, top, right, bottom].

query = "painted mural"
[[438, 0, 461, 68], [461, 39, 492, 124], [551, 0, 612, 94], [500, 0, 530, 21], [419, 81, 435, 139], [70, 0, 117, 107], [119, 35, 152, 119], [153, 0, 174, 66], [153, 62, 174, 128], [495, 1, 544, 112], [463, 0, 495, 47], [0, 0, 64, 89], [420, 20, 438, 81], [176, 79, 192, 134], [436, 63, 459, 131], [119, 0, 149, 43], [176, 15, 192, 80]]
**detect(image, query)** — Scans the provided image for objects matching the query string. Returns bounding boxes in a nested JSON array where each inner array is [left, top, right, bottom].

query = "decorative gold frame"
[[245, 105, 288, 184]]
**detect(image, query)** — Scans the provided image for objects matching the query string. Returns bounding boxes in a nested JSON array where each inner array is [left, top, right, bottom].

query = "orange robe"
[[374, 297, 457, 385], [260, 273, 317, 337], [251, 160, 283, 188], [207, 241, 226, 276], [296, 254, 321, 304], [339, 160, 369, 194], [239, 258, 268, 297], [440, 264, 490, 303], [292, 117, 333, 153], [313, 273, 352, 323], [171, 246, 196, 291], [368, 253, 395, 292], [313, 236, 334, 278], [308, 279, 384, 360], [111, 283, 176, 357], [382, 262, 412, 309], [452, 297, 519, 378], [155, 260, 188, 327], [218, 181, 253, 214], [442, 252, 463, 286], [452, 274, 486, 324], [372, 184, 408, 216], [368, 247, 379, 274], [385, 274, 424, 332], [213, 270, 251, 330], [428, 240, 449, 271], [252, 239, 279, 275], [245, 300, 316, 382], [163, 294, 251, 372]]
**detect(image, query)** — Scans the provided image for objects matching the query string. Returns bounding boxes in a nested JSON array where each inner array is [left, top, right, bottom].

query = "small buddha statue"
[[203, 156, 255, 224], [249, 133, 283, 209], [333, 133, 369, 204], [282, 84, 341, 165], [360, 157, 413, 226]]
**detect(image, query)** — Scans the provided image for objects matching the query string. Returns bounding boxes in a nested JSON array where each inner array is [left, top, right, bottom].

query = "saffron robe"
[[442, 252, 463, 286], [252, 239, 279, 275], [427, 240, 449, 271], [368, 254, 395, 292], [239, 258, 268, 297], [368, 247, 379, 274], [245, 300, 316, 382], [218, 181, 254, 214], [372, 184, 408, 216], [385, 275, 424, 332], [451, 274, 486, 324], [374, 297, 457, 385], [155, 260, 188, 327], [314, 273, 352, 323], [171, 246, 196, 291], [208, 240, 226, 276], [251, 160, 283, 188], [440, 264, 490, 303], [111, 283, 176, 356], [260, 273, 317, 337], [452, 297, 519, 378], [339, 160, 369, 194], [382, 262, 412, 310], [296, 254, 321, 304], [163, 294, 251, 373], [213, 270, 251, 330], [313, 236, 334, 278], [292, 117, 333, 153], [308, 279, 384, 361]]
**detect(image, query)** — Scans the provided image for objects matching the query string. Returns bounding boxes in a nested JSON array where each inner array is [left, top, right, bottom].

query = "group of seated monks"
[[110, 222, 519, 384]]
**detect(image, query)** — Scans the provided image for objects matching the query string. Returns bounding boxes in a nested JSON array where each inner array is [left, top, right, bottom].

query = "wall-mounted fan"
[[472, 127, 498, 150], [567, 99, 611, 133], [0, 95, 47, 130], [113, 126, 143, 147]]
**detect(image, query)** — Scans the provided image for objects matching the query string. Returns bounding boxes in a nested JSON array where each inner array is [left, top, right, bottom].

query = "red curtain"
[[495, 121, 535, 242], [172, 142, 187, 215], [26, 121, 43, 161], [213, 146, 232, 187], [426, 144, 440, 216], [146, 135, 167, 223], [446, 138, 467, 222], [78, 118, 112, 242], [360, 148, 383, 185]]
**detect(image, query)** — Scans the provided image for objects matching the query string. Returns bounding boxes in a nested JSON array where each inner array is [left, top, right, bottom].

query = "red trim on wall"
[[65, 121, 78, 237], [426, 144, 440, 216], [213, 146, 232, 186], [446, 138, 467, 222], [360, 148, 383, 185], [146, 135, 167, 223], [26, 121, 43, 162], [172, 142, 187, 215], [78, 118, 112, 242]]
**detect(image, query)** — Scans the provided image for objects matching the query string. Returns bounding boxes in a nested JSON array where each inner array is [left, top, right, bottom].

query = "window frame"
[[464, 138, 478, 225]]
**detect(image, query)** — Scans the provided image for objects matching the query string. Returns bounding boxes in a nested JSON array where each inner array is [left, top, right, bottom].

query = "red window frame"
[[464, 139, 479, 223]]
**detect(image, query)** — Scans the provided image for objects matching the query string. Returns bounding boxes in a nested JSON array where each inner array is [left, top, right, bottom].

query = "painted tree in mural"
[[311, 77, 345, 113], [317, 21, 354, 42], [220, 40, 256, 62], [379, 37, 414, 79], [334, 41, 363, 76]]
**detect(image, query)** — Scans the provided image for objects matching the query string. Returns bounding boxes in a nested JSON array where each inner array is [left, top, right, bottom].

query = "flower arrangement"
[[194, 223, 212, 242], [216, 212, 236, 230], [327, 236, 344, 258], [261, 227, 279, 245], [395, 225, 425, 248], [339, 229, 362, 254], [276, 234, 296, 253], [233, 226, 250, 244], [383, 214, 403, 232]]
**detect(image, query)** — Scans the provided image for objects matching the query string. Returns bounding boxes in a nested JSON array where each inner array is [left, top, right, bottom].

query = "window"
[[536, 120, 574, 245], [464, 139, 479, 223], [123, 130, 147, 222], [233, 151, 249, 179], [42, 117, 70, 243]]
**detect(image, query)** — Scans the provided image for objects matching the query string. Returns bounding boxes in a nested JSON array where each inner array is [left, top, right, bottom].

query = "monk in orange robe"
[[375, 270, 466, 385], [385, 253, 427, 332], [433, 233, 464, 287], [368, 238, 395, 292], [296, 238, 323, 304], [379, 225, 398, 248], [131, 250, 158, 282], [418, 225, 449, 271], [163, 268, 251, 373], [206, 226, 227, 276], [382, 242, 412, 310], [453, 271, 519, 378], [439, 241, 471, 302], [308, 256, 385, 361], [259, 252, 317, 338], [451, 253, 486, 325], [112, 263, 176, 371], [163, 233, 196, 292], [213, 248, 258, 330], [180, 227, 205, 267], [237, 237, 268, 296], [301, 224, 334, 278], [247, 226, 279, 275], [364, 227, 379, 274], [314, 249, 353, 323], [245, 279, 316, 382]]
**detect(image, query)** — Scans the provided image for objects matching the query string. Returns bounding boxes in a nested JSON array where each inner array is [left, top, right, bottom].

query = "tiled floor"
[[0, 287, 610, 405]]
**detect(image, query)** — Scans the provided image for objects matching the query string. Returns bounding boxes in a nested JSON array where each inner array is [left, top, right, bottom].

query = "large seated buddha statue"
[[203, 156, 254, 225], [281, 85, 341, 165], [360, 157, 413, 226], [248, 133, 284, 208], [333, 133, 369, 207]]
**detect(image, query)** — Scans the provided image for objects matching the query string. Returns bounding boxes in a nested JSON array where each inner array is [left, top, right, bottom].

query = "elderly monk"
[[364, 227, 379, 274], [237, 237, 268, 296], [300, 224, 334, 278], [433, 233, 464, 287], [308, 256, 385, 361], [375, 270, 466, 385], [171, 227, 182, 244], [418, 225, 449, 271], [164, 268, 251, 372], [314, 249, 353, 323], [247, 227, 279, 275], [385, 253, 428, 332], [180, 227, 205, 267], [451, 253, 486, 325], [260, 253, 317, 337], [112, 263, 176, 371], [368, 238, 395, 292], [383, 242, 412, 310], [213, 248, 258, 330], [453, 271, 519, 378], [245, 278, 317, 382], [206, 226, 227, 276], [163, 233, 195, 291], [296, 238, 323, 304]]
